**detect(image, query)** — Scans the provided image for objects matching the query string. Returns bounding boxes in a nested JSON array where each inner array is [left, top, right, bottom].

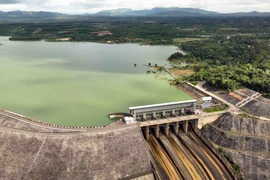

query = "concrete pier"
[[173, 122, 179, 134], [133, 113, 136, 120], [163, 111, 166, 117], [144, 126, 150, 140], [154, 125, 160, 138], [164, 123, 170, 136], [153, 112, 156, 119], [181, 108, 184, 115], [143, 113, 146, 120], [172, 109, 176, 116], [191, 119, 199, 130], [183, 120, 189, 134]]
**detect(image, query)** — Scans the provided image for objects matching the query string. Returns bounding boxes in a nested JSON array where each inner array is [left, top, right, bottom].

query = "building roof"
[[202, 97, 212, 101], [129, 100, 197, 110]]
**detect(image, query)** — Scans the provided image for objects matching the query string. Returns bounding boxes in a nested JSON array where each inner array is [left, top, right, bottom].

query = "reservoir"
[[0, 36, 192, 126]]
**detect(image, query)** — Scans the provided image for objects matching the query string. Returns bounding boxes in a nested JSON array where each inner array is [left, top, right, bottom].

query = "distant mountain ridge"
[[94, 7, 219, 16], [0, 8, 270, 18], [93, 7, 270, 17], [225, 11, 270, 17], [0, 10, 63, 18]]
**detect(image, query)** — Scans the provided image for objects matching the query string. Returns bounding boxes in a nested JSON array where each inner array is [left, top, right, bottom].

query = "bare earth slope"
[[202, 113, 270, 180], [201, 84, 270, 119], [0, 121, 152, 180], [242, 99, 270, 119]]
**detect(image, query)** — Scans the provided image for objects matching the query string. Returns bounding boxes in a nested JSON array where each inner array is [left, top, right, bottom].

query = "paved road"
[[0, 122, 139, 136], [195, 81, 240, 113], [196, 81, 270, 121]]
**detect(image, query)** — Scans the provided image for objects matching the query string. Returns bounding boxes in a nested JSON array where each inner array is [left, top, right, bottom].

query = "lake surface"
[[0, 36, 192, 126]]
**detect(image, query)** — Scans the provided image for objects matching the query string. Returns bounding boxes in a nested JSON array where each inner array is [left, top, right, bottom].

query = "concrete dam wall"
[[0, 107, 238, 180], [0, 113, 153, 180]]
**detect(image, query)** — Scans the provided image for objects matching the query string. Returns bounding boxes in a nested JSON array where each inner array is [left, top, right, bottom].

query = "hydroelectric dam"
[[129, 100, 238, 180], [0, 99, 239, 180]]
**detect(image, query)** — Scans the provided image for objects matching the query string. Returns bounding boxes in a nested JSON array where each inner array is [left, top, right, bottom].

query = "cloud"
[[0, 0, 47, 6], [0, 0, 21, 4], [70, 0, 106, 9]]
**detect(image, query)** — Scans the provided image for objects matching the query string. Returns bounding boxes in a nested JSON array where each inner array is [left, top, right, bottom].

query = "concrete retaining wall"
[[198, 111, 226, 129]]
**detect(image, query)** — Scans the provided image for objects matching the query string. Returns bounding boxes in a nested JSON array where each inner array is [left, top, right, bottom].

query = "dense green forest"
[[0, 16, 270, 44], [181, 36, 270, 65], [168, 52, 186, 60], [174, 36, 270, 97]]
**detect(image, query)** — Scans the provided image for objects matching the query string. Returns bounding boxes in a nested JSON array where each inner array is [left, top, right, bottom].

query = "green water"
[[0, 36, 192, 126]]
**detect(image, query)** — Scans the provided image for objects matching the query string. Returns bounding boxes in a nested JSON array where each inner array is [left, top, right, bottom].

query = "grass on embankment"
[[205, 104, 229, 113]]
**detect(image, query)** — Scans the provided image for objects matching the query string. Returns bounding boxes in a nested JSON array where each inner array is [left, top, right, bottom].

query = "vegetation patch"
[[169, 36, 270, 97], [173, 38, 205, 43], [190, 81, 198, 86], [238, 113, 253, 118], [218, 147, 243, 179], [167, 52, 186, 61], [169, 69, 194, 77], [205, 104, 229, 113], [201, 124, 210, 130]]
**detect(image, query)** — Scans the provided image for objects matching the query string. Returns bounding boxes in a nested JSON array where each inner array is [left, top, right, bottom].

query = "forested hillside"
[[175, 36, 270, 97]]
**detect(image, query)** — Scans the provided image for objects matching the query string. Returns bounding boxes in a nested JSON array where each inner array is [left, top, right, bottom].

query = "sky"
[[0, 0, 269, 14]]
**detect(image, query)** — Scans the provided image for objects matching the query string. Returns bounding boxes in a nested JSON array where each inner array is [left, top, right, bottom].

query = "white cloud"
[[0, 0, 269, 14], [0, 0, 21, 4]]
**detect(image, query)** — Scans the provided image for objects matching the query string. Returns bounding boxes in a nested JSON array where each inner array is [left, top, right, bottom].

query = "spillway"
[[146, 126, 237, 180], [148, 135, 182, 180]]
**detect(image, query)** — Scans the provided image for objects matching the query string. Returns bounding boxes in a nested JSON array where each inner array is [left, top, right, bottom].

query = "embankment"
[[0, 124, 153, 180], [202, 113, 270, 180]]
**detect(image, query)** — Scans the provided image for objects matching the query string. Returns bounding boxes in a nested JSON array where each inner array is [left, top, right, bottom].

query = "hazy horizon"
[[0, 0, 269, 15]]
